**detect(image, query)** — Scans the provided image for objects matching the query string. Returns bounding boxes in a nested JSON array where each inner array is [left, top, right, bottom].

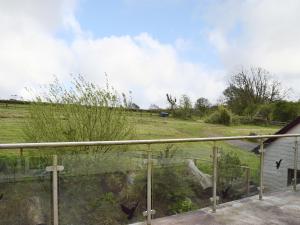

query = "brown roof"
[[252, 116, 300, 154]]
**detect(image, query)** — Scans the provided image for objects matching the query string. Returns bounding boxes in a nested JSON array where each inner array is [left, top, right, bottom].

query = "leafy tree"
[[256, 104, 274, 122], [194, 97, 210, 117], [243, 103, 260, 120], [272, 101, 300, 122], [25, 75, 135, 146], [177, 95, 193, 119], [224, 67, 286, 115]]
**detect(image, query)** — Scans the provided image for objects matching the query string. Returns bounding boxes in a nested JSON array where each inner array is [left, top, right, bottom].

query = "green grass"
[[133, 114, 278, 139], [0, 103, 281, 178], [0, 103, 279, 143]]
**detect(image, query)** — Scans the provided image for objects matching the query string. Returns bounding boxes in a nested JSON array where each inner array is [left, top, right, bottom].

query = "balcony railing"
[[0, 133, 299, 225]]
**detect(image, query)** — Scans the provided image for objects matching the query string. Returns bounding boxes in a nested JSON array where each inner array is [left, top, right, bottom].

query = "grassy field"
[[0, 103, 281, 172], [0, 103, 280, 143], [0, 103, 283, 223]]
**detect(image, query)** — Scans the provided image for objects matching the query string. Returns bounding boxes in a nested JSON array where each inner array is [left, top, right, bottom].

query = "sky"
[[1, 0, 300, 108]]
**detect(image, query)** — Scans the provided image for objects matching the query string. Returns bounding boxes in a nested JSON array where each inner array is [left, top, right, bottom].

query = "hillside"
[[0, 103, 279, 143], [0, 103, 282, 223]]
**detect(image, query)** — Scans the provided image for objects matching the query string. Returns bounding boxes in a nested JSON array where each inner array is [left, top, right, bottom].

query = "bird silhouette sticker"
[[276, 159, 282, 169], [120, 201, 139, 220]]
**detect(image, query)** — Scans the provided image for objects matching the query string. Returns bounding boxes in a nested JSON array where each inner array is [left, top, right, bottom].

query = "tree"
[[194, 97, 210, 116], [166, 94, 177, 116], [272, 101, 300, 122], [223, 67, 286, 115], [256, 104, 274, 122], [25, 75, 135, 147], [178, 95, 193, 119]]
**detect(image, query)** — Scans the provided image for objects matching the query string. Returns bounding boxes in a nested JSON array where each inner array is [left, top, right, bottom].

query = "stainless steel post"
[[259, 139, 264, 200], [147, 145, 152, 225], [212, 142, 218, 212], [52, 155, 59, 225], [46, 155, 64, 225], [294, 137, 298, 191]]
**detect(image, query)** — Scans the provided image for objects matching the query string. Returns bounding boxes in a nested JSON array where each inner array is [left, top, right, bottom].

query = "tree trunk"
[[186, 159, 212, 189]]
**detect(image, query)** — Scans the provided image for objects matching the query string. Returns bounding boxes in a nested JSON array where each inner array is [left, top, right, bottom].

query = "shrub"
[[231, 114, 241, 125], [273, 101, 300, 122], [24, 75, 135, 149], [205, 106, 232, 126], [218, 151, 243, 200], [256, 104, 274, 122]]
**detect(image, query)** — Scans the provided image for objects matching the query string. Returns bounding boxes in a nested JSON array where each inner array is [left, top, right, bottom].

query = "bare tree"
[[223, 67, 287, 115], [166, 93, 177, 115]]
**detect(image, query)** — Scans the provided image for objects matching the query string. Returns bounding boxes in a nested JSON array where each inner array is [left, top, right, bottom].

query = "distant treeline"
[[0, 99, 31, 105], [0, 99, 165, 114], [165, 67, 300, 125]]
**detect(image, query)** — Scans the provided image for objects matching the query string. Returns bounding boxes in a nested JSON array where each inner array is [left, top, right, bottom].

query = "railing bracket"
[[143, 209, 156, 217], [210, 196, 219, 202]]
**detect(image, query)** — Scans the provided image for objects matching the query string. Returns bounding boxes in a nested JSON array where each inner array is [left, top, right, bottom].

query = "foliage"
[[169, 197, 194, 214], [272, 101, 300, 122], [176, 95, 193, 119], [256, 104, 274, 122], [243, 103, 260, 120], [152, 166, 196, 215], [218, 151, 243, 197], [231, 114, 241, 125], [166, 94, 193, 119], [224, 67, 286, 115], [194, 97, 211, 117], [205, 106, 232, 126], [24, 75, 135, 145]]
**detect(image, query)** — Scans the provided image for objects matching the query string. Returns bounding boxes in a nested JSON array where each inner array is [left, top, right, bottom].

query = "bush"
[[24, 75, 135, 148], [205, 106, 232, 126], [231, 114, 241, 125], [273, 101, 300, 122], [256, 104, 274, 122], [218, 151, 243, 200], [173, 95, 193, 120]]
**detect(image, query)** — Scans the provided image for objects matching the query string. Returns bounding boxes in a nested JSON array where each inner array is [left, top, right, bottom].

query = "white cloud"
[[0, 0, 224, 108], [203, 0, 300, 98]]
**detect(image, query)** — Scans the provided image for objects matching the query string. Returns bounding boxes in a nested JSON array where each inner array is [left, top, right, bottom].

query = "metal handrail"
[[0, 133, 299, 225], [1, 133, 300, 149]]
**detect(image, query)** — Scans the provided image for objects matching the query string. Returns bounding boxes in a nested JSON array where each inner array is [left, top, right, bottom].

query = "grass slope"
[[0, 103, 281, 174]]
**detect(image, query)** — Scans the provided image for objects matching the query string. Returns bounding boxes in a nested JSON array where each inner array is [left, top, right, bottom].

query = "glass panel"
[[152, 142, 213, 219], [0, 151, 52, 225], [263, 137, 295, 193], [217, 141, 260, 203], [58, 146, 147, 225]]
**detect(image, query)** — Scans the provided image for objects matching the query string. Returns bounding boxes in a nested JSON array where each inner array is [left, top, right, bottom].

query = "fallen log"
[[186, 159, 212, 189]]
